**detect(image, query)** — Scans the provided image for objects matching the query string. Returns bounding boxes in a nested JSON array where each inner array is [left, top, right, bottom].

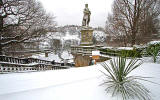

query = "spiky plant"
[[149, 46, 160, 63], [101, 57, 152, 100]]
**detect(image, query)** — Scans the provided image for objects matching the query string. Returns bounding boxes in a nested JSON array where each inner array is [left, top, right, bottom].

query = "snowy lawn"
[[0, 61, 160, 100], [31, 51, 73, 63]]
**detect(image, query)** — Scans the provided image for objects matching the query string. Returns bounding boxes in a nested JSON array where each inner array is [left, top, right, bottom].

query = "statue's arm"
[[89, 11, 91, 15], [83, 9, 88, 14]]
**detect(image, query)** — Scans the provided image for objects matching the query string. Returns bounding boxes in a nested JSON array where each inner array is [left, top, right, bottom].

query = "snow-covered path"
[[0, 65, 102, 95], [0, 75, 107, 100], [0, 63, 160, 100]]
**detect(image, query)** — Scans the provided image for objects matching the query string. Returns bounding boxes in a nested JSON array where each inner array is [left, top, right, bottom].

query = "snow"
[[142, 56, 160, 64], [101, 46, 133, 50], [93, 30, 106, 42], [63, 31, 80, 41], [0, 59, 160, 100], [48, 31, 80, 43], [148, 40, 160, 45], [41, 27, 107, 50], [133, 44, 147, 49], [101, 46, 113, 49], [31, 51, 73, 63], [0, 61, 40, 66], [61, 51, 73, 60], [32, 52, 60, 62], [93, 31, 106, 37], [116, 47, 133, 50], [39, 31, 81, 49], [92, 51, 100, 55]]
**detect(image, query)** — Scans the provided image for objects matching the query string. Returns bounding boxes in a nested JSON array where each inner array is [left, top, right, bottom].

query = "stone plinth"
[[71, 45, 94, 55], [71, 45, 94, 67], [81, 27, 93, 45], [71, 45, 109, 67], [73, 54, 91, 67]]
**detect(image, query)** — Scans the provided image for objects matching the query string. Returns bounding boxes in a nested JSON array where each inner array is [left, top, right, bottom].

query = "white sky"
[[39, 0, 113, 27]]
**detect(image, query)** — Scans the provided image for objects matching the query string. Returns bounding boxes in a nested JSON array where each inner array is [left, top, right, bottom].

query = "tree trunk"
[[0, 16, 3, 55], [0, 0, 4, 55], [0, 17, 3, 32], [131, 28, 136, 47], [0, 44, 3, 55], [0, 0, 3, 32], [131, 37, 136, 46]]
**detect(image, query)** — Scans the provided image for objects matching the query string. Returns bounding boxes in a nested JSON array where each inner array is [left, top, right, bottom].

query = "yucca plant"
[[101, 57, 152, 100], [148, 46, 160, 63]]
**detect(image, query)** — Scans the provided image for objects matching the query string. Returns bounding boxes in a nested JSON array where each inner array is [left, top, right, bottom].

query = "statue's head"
[[85, 4, 88, 8]]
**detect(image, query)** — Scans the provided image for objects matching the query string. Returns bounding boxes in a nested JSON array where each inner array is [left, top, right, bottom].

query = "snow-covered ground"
[[142, 56, 160, 64], [31, 51, 73, 63], [148, 40, 160, 45], [101, 46, 134, 50], [40, 28, 107, 49], [0, 59, 160, 100]]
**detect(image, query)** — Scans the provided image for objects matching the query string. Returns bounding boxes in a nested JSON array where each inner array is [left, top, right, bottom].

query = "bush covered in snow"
[[99, 47, 142, 57], [147, 41, 160, 45]]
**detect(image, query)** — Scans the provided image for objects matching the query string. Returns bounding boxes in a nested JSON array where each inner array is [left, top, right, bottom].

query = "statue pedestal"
[[71, 45, 94, 67], [71, 27, 95, 67], [80, 27, 93, 46], [71, 27, 107, 67], [71, 45, 108, 67]]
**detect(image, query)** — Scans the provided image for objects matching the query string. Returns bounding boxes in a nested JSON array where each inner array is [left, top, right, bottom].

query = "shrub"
[[146, 44, 160, 63], [101, 57, 152, 100], [120, 49, 142, 57], [99, 48, 142, 57]]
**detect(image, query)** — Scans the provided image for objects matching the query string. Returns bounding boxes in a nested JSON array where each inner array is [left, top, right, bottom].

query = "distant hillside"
[[40, 25, 107, 49]]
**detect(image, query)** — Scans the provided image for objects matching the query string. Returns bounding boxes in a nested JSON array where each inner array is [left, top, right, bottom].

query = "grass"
[[101, 57, 152, 100]]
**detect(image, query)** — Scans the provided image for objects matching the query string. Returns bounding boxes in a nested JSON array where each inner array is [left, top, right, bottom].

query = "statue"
[[82, 4, 91, 27]]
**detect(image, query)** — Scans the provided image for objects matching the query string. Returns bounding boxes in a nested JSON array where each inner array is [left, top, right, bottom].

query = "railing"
[[0, 55, 51, 64], [0, 55, 69, 73], [0, 62, 69, 73], [27, 58, 51, 64], [0, 55, 26, 64]]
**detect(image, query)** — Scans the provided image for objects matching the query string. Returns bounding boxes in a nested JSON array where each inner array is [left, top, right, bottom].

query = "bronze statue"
[[82, 4, 91, 27]]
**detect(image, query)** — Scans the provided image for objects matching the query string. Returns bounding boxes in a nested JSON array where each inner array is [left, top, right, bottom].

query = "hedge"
[[99, 48, 142, 58]]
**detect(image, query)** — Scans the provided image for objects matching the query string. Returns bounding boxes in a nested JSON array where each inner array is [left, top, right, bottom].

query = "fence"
[[0, 55, 69, 73]]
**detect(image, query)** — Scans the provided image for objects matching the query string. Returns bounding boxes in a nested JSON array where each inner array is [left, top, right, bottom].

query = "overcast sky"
[[39, 0, 113, 27]]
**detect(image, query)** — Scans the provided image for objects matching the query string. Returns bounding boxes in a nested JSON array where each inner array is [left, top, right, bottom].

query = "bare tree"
[[0, 0, 56, 55], [105, 0, 160, 46], [49, 39, 62, 54]]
